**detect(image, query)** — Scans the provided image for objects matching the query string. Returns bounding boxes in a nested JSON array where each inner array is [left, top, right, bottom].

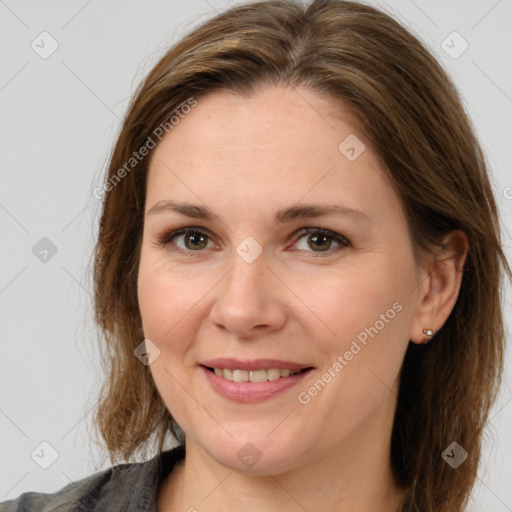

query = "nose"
[[208, 246, 287, 340]]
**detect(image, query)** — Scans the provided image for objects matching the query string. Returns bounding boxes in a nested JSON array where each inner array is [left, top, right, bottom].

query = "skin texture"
[[137, 85, 468, 512]]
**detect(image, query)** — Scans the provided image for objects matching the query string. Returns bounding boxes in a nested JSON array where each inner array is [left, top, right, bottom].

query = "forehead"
[[145, 85, 397, 224], [150, 86, 364, 159]]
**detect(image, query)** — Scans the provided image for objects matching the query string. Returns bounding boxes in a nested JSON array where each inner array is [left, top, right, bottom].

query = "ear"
[[409, 230, 469, 344]]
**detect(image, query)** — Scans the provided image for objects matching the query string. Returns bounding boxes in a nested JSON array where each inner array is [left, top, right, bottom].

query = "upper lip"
[[201, 358, 314, 371]]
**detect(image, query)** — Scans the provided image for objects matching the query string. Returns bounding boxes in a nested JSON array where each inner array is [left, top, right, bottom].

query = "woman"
[[2, 0, 509, 511]]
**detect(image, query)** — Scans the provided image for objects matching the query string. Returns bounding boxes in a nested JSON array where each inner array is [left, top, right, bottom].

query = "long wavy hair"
[[89, 1, 511, 510]]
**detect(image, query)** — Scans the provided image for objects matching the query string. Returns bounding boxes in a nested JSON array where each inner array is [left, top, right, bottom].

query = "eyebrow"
[[147, 200, 370, 223]]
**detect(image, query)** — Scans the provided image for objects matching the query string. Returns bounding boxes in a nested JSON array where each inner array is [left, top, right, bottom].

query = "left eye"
[[155, 227, 350, 256], [292, 228, 350, 254]]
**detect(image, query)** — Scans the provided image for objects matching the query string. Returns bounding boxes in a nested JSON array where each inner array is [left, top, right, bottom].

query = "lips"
[[200, 358, 314, 403]]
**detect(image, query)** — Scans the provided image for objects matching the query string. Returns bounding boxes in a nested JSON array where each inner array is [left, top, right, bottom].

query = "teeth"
[[233, 370, 249, 382], [267, 369, 281, 381], [249, 369, 267, 383], [211, 368, 302, 382]]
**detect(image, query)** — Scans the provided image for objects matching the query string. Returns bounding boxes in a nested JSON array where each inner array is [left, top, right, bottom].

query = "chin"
[[197, 431, 308, 475]]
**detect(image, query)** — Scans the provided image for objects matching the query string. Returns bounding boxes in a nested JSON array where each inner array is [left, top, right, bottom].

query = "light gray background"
[[1, 0, 511, 510]]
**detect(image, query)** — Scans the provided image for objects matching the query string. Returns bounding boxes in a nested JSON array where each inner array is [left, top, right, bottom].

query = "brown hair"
[[90, 1, 511, 510]]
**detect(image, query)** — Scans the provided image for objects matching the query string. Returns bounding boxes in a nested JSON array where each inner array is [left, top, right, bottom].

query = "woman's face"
[[138, 85, 426, 473]]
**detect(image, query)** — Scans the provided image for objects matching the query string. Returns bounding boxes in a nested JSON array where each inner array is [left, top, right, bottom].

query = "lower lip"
[[201, 366, 313, 403]]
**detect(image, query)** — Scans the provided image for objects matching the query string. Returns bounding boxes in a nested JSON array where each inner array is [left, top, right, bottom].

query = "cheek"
[[137, 250, 224, 375], [137, 249, 198, 348], [137, 259, 204, 419], [139, 274, 198, 345], [310, 269, 401, 339], [305, 255, 414, 381], [297, 272, 412, 435]]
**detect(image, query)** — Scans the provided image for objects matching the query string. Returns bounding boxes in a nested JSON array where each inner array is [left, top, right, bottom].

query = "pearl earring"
[[423, 328, 434, 343]]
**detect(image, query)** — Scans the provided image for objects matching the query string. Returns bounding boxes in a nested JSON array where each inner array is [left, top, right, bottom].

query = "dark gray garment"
[[0, 445, 185, 512]]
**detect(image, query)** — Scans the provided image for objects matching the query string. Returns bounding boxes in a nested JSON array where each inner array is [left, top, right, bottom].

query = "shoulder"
[[0, 445, 185, 512]]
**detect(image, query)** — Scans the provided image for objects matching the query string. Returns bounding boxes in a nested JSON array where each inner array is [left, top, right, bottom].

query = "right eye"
[[154, 227, 215, 255]]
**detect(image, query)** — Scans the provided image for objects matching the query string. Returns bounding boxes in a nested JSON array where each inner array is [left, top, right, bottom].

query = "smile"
[[201, 365, 314, 403]]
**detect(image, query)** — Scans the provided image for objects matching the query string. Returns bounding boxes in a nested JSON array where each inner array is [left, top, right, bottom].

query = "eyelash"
[[153, 226, 351, 257]]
